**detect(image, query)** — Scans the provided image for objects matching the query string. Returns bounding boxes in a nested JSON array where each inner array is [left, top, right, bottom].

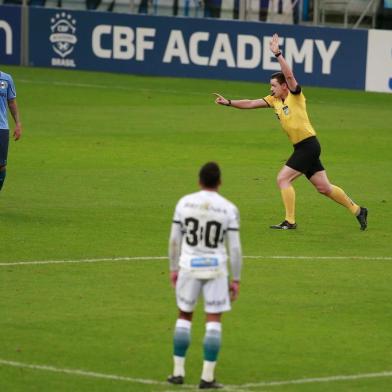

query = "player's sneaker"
[[199, 379, 224, 389], [356, 207, 368, 231], [167, 375, 184, 385], [270, 220, 297, 230]]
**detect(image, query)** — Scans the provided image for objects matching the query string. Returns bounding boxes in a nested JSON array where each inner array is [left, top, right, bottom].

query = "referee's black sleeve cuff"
[[290, 85, 302, 95], [262, 98, 270, 107]]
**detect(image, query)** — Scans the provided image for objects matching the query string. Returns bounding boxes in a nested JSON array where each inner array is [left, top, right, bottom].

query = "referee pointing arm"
[[214, 33, 367, 231]]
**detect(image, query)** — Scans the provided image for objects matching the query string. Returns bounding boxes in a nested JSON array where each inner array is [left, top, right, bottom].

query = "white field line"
[[1, 359, 392, 390], [0, 256, 167, 267], [18, 79, 208, 96], [0, 255, 391, 267], [0, 359, 180, 388], [239, 371, 392, 389], [245, 255, 392, 260]]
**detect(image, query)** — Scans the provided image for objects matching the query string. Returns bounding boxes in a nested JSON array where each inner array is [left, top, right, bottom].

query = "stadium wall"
[[0, 5, 21, 66], [1, 5, 391, 93]]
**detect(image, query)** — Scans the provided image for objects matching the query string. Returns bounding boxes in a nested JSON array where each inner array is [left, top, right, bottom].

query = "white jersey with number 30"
[[172, 190, 240, 276]]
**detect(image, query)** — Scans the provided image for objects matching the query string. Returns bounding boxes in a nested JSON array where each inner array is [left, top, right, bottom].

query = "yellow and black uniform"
[[263, 86, 324, 179]]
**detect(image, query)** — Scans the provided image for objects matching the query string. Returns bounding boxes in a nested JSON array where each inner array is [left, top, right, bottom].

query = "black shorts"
[[286, 136, 324, 179], [0, 130, 9, 166]]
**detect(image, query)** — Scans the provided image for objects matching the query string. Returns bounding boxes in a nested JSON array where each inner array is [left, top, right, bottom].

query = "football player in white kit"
[[167, 162, 243, 389]]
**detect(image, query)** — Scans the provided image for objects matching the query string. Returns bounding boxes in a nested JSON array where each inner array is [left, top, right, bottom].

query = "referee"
[[0, 69, 22, 193], [214, 33, 367, 231]]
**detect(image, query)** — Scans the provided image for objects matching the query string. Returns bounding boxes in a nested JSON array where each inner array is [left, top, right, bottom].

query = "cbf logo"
[[50, 12, 77, 68]]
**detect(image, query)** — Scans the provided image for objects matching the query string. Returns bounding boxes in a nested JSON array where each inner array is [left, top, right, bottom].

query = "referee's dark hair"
[[271, 72, 287, 85], [199, 162, 221, 188]]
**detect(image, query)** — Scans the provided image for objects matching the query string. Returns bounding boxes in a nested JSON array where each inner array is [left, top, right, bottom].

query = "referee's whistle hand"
[[212, 93, 226, 105]]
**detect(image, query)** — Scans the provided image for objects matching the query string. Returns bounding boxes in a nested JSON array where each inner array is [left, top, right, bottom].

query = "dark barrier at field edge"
[[28, 7, 369, 90], [29, 8, 368, 90], [2, 5, 369, 90], [0, 5, 21, 66]]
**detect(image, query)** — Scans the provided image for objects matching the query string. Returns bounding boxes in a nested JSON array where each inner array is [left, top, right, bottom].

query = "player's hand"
[[170, 271, 179, 288], [13, 123, 22, 141], [269, 33, 281, 55], [229, 280, 240, 301], [213, 93, 229, 106]]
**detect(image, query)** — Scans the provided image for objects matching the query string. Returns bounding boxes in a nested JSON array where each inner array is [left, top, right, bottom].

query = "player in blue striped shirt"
[[0, 70, 22, 192]]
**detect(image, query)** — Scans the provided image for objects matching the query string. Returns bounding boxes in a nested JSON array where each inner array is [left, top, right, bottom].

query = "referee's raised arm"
[[269, 33, 299, 92]]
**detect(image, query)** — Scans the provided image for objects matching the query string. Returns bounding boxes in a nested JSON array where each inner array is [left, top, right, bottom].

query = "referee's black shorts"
[[286, 136, 324, 179]]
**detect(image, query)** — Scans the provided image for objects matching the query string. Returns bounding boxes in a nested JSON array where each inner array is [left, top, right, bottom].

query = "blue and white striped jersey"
[[0, 71, 17, 130]]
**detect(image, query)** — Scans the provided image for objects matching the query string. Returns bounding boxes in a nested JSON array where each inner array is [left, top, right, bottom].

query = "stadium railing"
[[318, 0, 380, 28], [0, 0, 383, 29], [0, 0, 302, 24]]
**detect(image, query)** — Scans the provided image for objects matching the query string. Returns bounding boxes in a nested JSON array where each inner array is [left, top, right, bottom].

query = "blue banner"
[[29, 8, 368, 89], [0, 5, 21, 65]]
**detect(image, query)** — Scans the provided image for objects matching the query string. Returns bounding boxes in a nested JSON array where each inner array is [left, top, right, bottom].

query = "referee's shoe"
[[356, 207, 368, 231], [270, 220, 297, 230]]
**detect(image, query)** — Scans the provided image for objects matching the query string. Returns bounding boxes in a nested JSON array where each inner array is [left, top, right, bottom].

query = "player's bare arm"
[[213, 93, 268, 109], [8, 99, 22, 141], [270, 33, 299, 92]]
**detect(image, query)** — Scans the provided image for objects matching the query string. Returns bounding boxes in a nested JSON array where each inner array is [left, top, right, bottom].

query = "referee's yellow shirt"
[[263, 90, 316, 145]]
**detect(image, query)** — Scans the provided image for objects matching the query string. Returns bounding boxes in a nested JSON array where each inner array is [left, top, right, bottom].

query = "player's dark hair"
[[199, 162, 221, 188], [271, 72, 287, 85]]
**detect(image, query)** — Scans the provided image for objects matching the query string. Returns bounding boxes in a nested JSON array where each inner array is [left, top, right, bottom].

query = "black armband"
[[275, 51, 282, 58], [290, 85, 302, 95], [227, 99, 232, 106]]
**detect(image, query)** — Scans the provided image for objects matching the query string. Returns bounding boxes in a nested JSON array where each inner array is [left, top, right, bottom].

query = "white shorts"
[[176, 269, 231, 314]]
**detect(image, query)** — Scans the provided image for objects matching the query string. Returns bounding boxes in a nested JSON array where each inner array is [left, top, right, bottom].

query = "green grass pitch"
[[0, 65, 391, 391]]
